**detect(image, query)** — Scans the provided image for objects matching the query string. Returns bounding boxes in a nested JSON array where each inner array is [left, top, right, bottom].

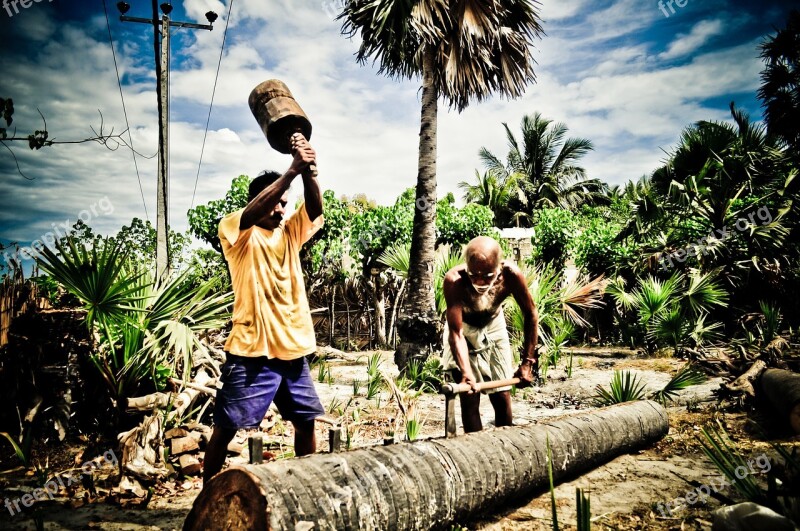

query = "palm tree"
[[479, 112, 606, 223], [457, 169, 518, 226], [339, 1, 544, 368], [758, 10, 800, 154], [649, 104, 789, 272]]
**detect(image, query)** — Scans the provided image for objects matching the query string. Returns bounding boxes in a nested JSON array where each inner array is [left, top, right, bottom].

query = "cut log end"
[[183, 468, 267, 531], [760, 368, 800, 434]]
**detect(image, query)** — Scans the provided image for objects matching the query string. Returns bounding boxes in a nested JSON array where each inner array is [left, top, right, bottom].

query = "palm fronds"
[[651, 364, 707, 405], [632, 273, 682, 324], [506, 263, 604, 353], [433, 246, 463, 314], [378, 241, 462, 315], [377, 241, 411, 279], [35, 237, 144, 330], [683, 270, 728, 315], [592, 370, 647, 406]]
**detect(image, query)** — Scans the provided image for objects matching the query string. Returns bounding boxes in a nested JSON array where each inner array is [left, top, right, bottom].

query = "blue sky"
[[0, 0, 795, 268]]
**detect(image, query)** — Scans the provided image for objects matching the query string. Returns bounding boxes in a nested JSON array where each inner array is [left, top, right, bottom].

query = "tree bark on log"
[[184, 400, 668, 530], [759, 368, 800, 433]]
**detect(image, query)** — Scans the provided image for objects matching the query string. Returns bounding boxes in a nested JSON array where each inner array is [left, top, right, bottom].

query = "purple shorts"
[[214, 354, 325, 430]]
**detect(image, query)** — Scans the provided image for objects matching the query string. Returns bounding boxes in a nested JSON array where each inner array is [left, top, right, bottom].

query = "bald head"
[[464, 236, 502, 272]]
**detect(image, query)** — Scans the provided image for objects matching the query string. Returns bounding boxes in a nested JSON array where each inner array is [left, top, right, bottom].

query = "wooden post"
[[444, 393, 457, 438], [248, 436, 264, 465], [328, 428, 342, 453], [316, 415, 343, 453], [442, 378, 521, 438], [156, 11, 170, 280]]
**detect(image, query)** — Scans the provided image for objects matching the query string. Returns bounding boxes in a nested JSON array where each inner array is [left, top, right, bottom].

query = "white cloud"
[[659, 19, 725, 60], [0, 0, 781, 256], [540, 0, 589, 21]]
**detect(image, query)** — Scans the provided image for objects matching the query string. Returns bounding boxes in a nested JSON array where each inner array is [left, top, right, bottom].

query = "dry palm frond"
[[559, 273, 606, 327]]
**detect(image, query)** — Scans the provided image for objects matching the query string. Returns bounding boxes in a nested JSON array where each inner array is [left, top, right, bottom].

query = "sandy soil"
[[0, 348, 782, 530]]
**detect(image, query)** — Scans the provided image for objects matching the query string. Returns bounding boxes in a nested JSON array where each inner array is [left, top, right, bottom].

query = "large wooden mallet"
[[248, 79, 317, 176]]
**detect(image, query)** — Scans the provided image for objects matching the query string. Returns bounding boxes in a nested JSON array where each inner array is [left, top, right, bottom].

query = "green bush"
[[573, 217, 634, 277], [529, 208, 577, 271]]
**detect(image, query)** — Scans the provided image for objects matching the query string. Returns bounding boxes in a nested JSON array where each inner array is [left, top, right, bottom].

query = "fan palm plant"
[[651, 363, 707, 405], [36, 237, 232, 421], [378, 241, 463, 315], [593, 366, 708, 407], [616, 270, 727, 355], [505, 263, 605, 373], [339, 0, 544, 366], [591, 370, 647, 406], [624, 104, 791, 282]]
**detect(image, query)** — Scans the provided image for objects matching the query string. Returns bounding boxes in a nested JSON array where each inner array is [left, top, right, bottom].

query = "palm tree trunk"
[[184, 401, 669, 530], [372, 271, 387, 348], [388, 279, 406, 348], [394, 47, 442, 370]]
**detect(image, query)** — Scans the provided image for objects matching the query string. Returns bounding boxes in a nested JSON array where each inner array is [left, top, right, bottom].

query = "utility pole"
[[116, 2, 217, 280]]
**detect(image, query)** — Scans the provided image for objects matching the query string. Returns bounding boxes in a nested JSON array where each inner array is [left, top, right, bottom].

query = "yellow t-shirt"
[[219, 203, 324, 359]]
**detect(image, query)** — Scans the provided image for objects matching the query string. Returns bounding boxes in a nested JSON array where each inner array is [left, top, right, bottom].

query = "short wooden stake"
[[445, 393, 457, 438], [248, 436, 263, 464], [329, 427, 343, 453]]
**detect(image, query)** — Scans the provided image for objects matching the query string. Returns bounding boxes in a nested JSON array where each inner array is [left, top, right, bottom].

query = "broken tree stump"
[[759, 368, 800, 433], [184, 400, 669, 530]]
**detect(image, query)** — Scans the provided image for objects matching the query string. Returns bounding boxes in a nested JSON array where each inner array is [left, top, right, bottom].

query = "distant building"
[[497, 227, 535, 265]]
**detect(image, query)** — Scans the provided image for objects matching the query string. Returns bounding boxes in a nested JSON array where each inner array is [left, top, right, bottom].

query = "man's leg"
[[459, 393, 483, 433], [292, 420, 317, 456], [203, 426, 237, 484], [488, 390, 512, 427], [274, 357, 325, 455], [204, 354, 281, 486]]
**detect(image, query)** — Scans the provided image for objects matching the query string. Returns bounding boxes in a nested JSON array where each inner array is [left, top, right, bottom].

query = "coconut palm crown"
[[339, 0, 544, 111]]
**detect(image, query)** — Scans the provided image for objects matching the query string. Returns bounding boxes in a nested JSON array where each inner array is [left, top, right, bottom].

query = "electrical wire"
[[190, 0, 235, 210], [101, 0, 150, 222]]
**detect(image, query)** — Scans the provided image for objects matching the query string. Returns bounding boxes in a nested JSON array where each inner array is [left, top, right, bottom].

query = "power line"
[[190, 0, 235, 210], [102, 0, 150, 222]]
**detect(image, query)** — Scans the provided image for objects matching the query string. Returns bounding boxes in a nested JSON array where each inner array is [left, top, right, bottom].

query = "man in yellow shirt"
[[203, 135, 323, 484]]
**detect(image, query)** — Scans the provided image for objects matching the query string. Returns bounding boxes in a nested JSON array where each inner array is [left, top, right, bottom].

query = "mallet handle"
[[442, 377, 521, 395], [291, 132, 318, 178]]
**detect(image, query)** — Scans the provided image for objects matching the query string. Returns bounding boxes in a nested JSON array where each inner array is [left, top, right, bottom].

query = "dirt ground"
[[0, 347, 795, 530]]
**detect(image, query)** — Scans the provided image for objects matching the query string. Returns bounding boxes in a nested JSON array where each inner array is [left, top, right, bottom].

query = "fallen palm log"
[[184, 400, 668, 530], [759, 368, 800, 433]]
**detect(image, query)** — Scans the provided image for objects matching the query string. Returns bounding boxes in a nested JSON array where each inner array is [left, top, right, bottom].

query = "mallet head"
[[248, 79, 312, 154]]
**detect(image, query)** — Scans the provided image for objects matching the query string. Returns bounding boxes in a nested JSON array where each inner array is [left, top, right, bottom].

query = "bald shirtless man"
[[442, 236, 539, 433]]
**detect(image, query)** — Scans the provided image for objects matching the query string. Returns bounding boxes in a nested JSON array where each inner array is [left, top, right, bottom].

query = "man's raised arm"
[[294, 133, 322, 221], [239, 136, 316, 230]]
